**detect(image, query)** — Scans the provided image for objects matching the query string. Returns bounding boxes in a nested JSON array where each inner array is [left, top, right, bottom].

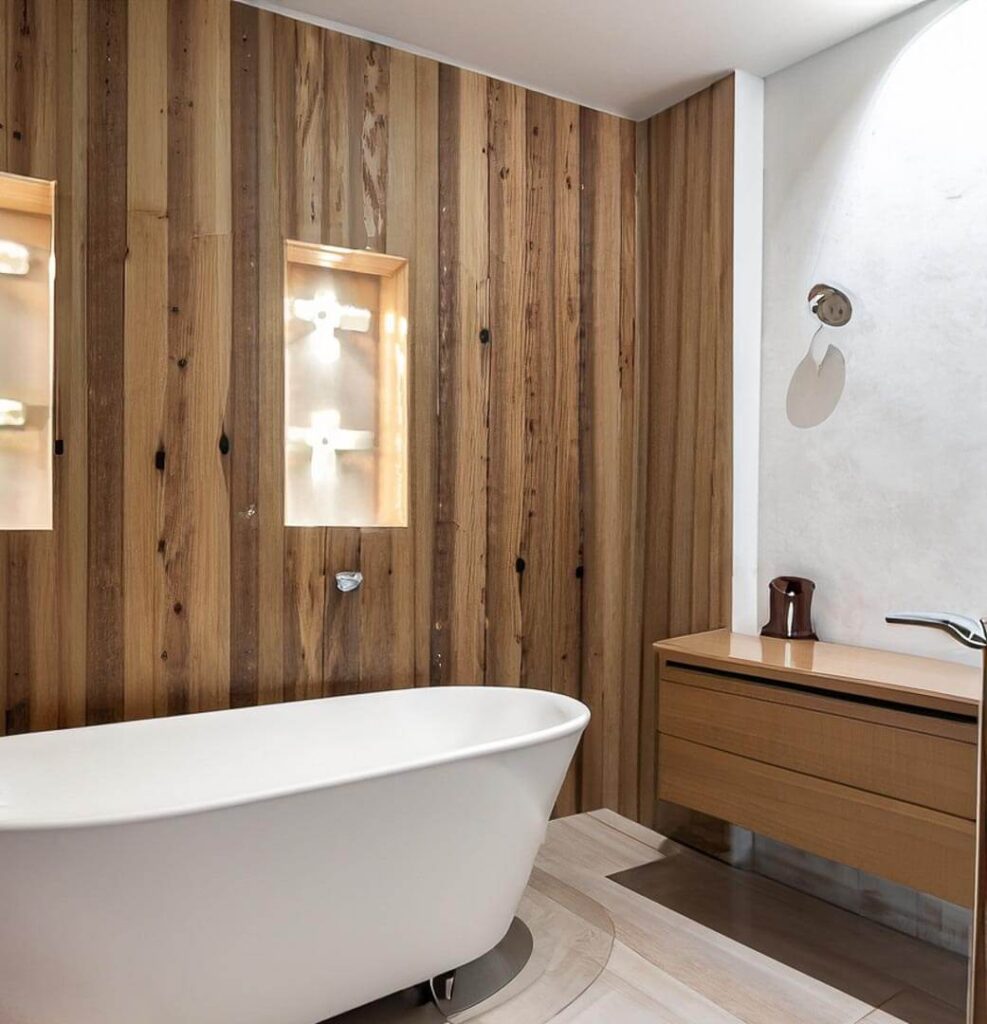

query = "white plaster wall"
[[758, 0, 987, 665], [731, 71, 764, 637]]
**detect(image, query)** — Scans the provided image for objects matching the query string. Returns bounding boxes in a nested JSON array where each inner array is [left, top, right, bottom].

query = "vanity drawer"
[[659, 668, 976, 819], [658, 735, 975, 906]]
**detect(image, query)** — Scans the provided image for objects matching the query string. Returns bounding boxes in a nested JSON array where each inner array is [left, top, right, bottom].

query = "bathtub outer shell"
[[0, 686, 588, 1024]]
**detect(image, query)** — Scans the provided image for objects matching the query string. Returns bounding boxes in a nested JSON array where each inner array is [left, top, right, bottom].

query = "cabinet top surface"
[[655, 629, 981, 715]]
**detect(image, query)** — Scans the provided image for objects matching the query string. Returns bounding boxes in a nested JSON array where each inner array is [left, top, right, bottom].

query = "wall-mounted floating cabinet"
[[0, 172, 55, 531], [284, 241, 409, 528]]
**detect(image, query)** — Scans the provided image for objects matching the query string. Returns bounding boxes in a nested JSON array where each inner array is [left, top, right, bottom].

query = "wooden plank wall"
[[637, 76, 736, 824], [0, 0, 734, 825]]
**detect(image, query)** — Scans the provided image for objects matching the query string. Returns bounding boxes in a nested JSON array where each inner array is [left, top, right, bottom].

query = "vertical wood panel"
[[359, 46, 415, 692], [639, 76, 735, 825], [254, 10, 285, 706], [630, 118, 652, 822], [228, 0, 260, 708], [617, 117, 642, 820], [434, 66, 489, 686], [54, 0, 88, 729], [86, 0, 127, 726], [411, 56, 438, 688], [191, 1, 232, 714], [676, 91, 711, 633], [485, 78, 526, 688], [281, 18, 327, 701], [352, 38, 396, 692], [319, 32, 360, 693], [163, 0, 231, 715], [551, 100, 583, 815], [580, 109, 628, 812], [709, 79, 735, 630], [519, 91, 556, 697], [124, 0, 167, 721]]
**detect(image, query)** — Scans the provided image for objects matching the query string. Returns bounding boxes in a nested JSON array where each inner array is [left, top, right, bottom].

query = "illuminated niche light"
[[284, 240, 409, 528], [0, 398, 27, 427], [0, 240, 29, 276], [291, 290, 371, 364], [286, 409, 375, 483]]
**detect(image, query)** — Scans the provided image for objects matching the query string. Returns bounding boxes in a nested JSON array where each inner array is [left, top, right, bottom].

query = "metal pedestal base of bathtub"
[[326, 917, 533, 1024], [325, 869, 615, 1024], [430, 917, 534, 1019]]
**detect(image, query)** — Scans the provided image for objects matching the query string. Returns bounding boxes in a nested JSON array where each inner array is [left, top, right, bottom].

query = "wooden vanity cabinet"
[[655, 630, 981, 907]]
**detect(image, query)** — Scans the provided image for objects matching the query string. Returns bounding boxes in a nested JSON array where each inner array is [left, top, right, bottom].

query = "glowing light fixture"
[[287, 409, 375, 483], [0, 398, 26, 427], [0, 240, 29, 276], [292, 290, 371, 364]]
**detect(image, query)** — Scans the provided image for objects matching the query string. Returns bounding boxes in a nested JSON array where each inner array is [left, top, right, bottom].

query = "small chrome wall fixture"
[[786, 283, 854, 429], [335, 571, 363, 593], [809, 283, 852, 327]]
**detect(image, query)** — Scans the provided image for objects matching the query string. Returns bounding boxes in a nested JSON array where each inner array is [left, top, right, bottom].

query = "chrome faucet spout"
[[885, 611, 987, 650]]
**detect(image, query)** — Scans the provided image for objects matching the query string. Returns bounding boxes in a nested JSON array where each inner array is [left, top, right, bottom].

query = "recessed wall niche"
[[0, 172, 55, 531], [284, 241, 409, 528]]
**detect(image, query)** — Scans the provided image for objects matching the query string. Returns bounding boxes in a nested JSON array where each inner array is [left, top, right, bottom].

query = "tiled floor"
[[337, 811, 967, 1024], [495, 811, 965, 1023]]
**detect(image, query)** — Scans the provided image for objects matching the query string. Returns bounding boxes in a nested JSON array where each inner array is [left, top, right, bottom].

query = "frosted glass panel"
[[284, 242, 409, 528], [0, 173, 54, 531]]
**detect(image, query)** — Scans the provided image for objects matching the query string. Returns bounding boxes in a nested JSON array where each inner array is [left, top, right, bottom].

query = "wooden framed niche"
[[283, 242, 409, 529], [0, 172, 56, 531]]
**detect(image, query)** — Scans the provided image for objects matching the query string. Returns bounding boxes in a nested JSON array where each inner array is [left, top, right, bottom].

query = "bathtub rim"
[[0, 686, 589, 832]]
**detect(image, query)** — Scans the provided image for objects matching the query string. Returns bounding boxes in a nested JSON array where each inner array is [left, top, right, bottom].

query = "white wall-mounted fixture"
[[0, 171, 55, 531], [786, 283, 854, 429]]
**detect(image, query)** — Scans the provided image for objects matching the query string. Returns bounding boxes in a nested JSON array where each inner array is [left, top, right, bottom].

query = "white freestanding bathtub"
[[0, 686, 588, 1024]]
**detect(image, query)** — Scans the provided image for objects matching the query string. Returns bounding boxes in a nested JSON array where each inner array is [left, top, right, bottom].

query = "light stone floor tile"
[[332, 812, 968, 1024]]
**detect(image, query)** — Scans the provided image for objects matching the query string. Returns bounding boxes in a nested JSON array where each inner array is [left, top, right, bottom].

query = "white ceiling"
[[246, 0, 925, 120]]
